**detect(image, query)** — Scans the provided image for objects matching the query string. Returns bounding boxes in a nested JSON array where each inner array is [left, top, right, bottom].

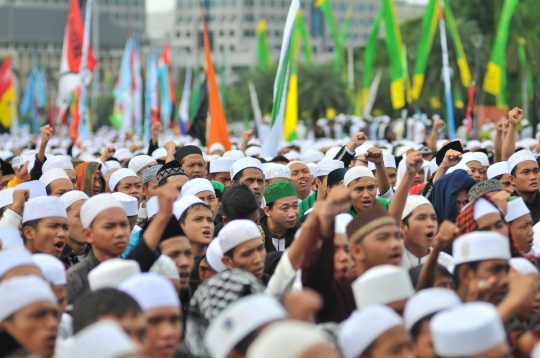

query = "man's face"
[[52, 285, 68, 317], [235, 168, 265, 204], [84, 207, 130, 258], [223, 238, 266, 279], [350, 177, 377, 212], [350, 224, 402, 269], [143, 178, 159, 200], [180, 206, 214, 247], [509, 214, 534, 253], [93, 174, 105, 196], [168, 175, 189, 194], [498, 174, 513, 193], [401, 205, 438, 250], [1, 302, 59, 358], [182, 154, 206, 179], [413, 168, 425, 186], [266, 177, 289, 186], [265, 196, 299, 230], [25, 217, 69, 258], [195, 190, 219, 220], [475, 213, 509, 238], [289, 163, 312, 196], [117, 177, 143, 205], [368, 326, 414, 358], [456, 190, 469, 214], [510, 161, 540, 194], [482, 166, 488, 181], [65, 169, 77, 186], [211, 172, 231, 189], [144, 307, 183, 358], [466, 161, 483, 182], [413, 320, 435, 358], [386, 168, 398, 187], [49, 179, 74, 197], [100, 313, 147, 355], [334, 233, 350, 275], [514, 275, 540, 321], [159, 236, 194, 290], [465, 259, 509, 305], [66, 199, 87, 246], [434, 273, 454, 290]]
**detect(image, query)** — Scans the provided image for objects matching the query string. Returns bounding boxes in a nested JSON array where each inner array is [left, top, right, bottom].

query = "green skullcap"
[[210, 180, 225, 194], [264, 180, 297, 204]]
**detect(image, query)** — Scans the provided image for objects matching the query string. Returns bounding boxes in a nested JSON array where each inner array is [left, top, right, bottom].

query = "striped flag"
[[361, 9, 381, 109], [283, 11, 301, 142], [0, 56, 17, 133], [442, 0, 471, 89], [256, 19, 272, 71], [144, 50, 159, 144], [179, 65, 192, 135], [381, 0, 405, 110], [261, 0, 300, 157]]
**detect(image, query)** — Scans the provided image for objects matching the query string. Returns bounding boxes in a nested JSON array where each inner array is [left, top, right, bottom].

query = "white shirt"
[[401, 245, 430, 270]]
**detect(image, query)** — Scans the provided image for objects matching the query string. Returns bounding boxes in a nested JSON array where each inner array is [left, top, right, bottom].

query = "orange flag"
[[201, 7, 231, 153]]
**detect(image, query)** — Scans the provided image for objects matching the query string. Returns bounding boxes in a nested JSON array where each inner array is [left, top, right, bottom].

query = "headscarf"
[[430, 169, 476, 224], [75, 162, 105, 197]]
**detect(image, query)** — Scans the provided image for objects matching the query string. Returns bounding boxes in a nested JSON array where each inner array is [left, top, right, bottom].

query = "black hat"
[[157, 160, 188, 185], [140, 215, 185, 243], [327, 168, 349, 187], [174, 145, 203, 164], [436, 140, 464, 166]]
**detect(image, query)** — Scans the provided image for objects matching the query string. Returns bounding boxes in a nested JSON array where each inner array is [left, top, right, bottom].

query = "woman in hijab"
[[74, 162, 105, 197], [430, 168, 476, 225]]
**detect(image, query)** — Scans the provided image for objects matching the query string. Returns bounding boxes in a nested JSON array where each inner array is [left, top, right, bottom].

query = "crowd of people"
[[2, 107, 540, 358]]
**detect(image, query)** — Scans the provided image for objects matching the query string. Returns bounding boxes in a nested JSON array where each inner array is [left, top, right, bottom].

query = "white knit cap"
[[42, 156, 74, 173], [0, 227, 24, 250], [508, 150, 537, 174], [403, 288, 461, 331], [151, 148, 168, 160], [264, 164, 291, 180], [223, 150, 245, 160], [335, 213, 353, 235], [173, 195, 205, 220], [505, 197, 530, 222], [317, 160, 344, 177], [509, 257, 539, 276], [487, 161, 509, 179], [474, 152, 490, 167], [205, 293, 287, 358], [339, 305, 403, 358], [32, 253, 67, 285], [60, 190, 89, 210], [209, 158, 236, 174], [461, 152, 482, 165], [473, 198, 501, 221], [0, 188, 14, 210], [402, 195, 432, 220], [245, 146, 262, 157], [115, 148, 134, 161], [80, 193, 125, 228], [352, 265, 414, 309], [218, 219, 261, 254], [108, 168, 139, 192], [105, 160, 121, 170], [181, 178, 215, 197], [111, 192, 138, 217], [210, 143, 225, 154], [0, 275, 57, 322], [206, 238, 227, 273], [15, 180, 48, 199], [39, 168, 71, 187], [230, 157, 264, 180], [150, 255, 180, 281], [431, 302, 506, 357], [119, 273, 181, 311], [452, 232, 511, 265], [344, 166, 375, 187], [128, 155, 156, 174], [57, 320, 137, 358], [88, 259, 141, 290], [0, 247, 36, 279], [22, 196, 67, 223]]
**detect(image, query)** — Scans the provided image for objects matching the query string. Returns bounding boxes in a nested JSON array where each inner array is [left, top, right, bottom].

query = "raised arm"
[[428, 119, 445, 153], [494, 119, 505, 163], [240, 129, 254, 153], [366, 147, 391, 196], [388, 151, 423, 223], [432, 149, 462, 184], [333, 132, 367, 168], [502, 108, 522, 161]]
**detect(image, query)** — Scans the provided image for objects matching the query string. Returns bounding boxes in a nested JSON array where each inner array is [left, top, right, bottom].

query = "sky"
[[146, 0, 175, 13]]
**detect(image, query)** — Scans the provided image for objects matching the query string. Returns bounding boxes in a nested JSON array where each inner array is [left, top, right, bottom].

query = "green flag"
[[381, 0, 405, 110], [295, 11, 313, 63], [361, 9, 382, 108], [316, 0, 343, 73], [340, 3, 354, 46], [517, 37, 533, 101], [189, 55, 202, 122], [443, 0, 471, 89], [256, 19, 272, 71]]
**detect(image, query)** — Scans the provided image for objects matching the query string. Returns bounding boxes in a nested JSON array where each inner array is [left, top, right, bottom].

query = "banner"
[[443, 0, 471, 89], [256, 19, 272, 71], [381, 0, 405, 109], [362, 9, 382, 108]]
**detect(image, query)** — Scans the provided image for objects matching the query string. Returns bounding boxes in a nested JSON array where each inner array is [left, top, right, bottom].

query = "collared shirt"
[[66, 249, 101, 302], [60, 244, 91, 268], [401, 245, 430, 270]]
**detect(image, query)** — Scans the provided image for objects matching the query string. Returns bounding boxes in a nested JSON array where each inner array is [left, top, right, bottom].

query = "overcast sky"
[[146, 0, 175, 13]]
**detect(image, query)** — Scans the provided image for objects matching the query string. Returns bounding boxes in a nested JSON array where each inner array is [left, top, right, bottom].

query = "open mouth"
[[202, 230, 212, 237], [179, 272, 190, 279], [299, 179, 307, 186], [426, 232, 435, 241], [361, 200, 372, 207], [53, 241, 65, 251], [388, 253, 401, 265]]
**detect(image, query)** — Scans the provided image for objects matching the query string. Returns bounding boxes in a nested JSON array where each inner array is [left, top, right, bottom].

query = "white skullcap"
[[22, 196, 67, 223], [505, 197, 530, 222], [219, 219, 261, 254], [0, 227, 24, 250], [382, 153, 397, 168], [111, 192, 138, 217], [335, 213, 353, 235], [128, 155, 156, 174], [508, 150, 537, 174], [403, 288, 461, 331], [173, 195, 204, 220], [323, 146, 342, 161], [402, 195, 432, 220], [42, 156, 74, 173], [532, 342, 540, 358], [465, 140, 482, 150], [339, 305, 402, 358], [316, 159, 344, 176], [461, 152, 481, 165], [60, 190, 89, 210], [307, 162, 318, 177], [0, 188, 14, 209], [223, 150, 245, 160], [108, 168, 138, 192], [0, 275, 56, 322], [344, 166, 374, 187], [246, 321, 330, 358], [437, 252, 455, 274], [88, 259, 140, 290], [206, 239, 227, 273], [352, 265, 414, 309], [80, 194, 125, 228], [446, 161, 472, 175], [264, 164, 291, 180], [115, 148, 134, 161], [181, 178, 215, 197], [509, 257, 539, 276], [39, 168, 71, 187], [475, 152, 490, 167], [230, 157, 264, 180], [151, 148, 168, 160], [105, 160, 121, 170], [245, 146, 262, 157], [286, 160, 309, 169], [205, 293, 287, 358], [284, 151, 300, 161], [120, 273, 180, 311], [58, 320, 138, 358], [150, 255, 180, 281], [487, 161, 509, 179], [431, 302, 506, 357], [453, 231, 511, 265], [33, 253, 66, 285], [473, 198, 501, 221], [210, 142, 225, 154], [209, 158, 236, 174], [0, 247, 36, 279], [354, 143, 373, 157]]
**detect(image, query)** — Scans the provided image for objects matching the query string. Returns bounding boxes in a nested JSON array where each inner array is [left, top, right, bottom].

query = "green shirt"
[[348, 197, 390, 217], [299, 191, 317, 217]]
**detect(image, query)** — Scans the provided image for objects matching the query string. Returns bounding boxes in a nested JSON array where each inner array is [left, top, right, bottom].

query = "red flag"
[[0, 56, 16, 129], [160, 44, 176, 103], [63, 0, 96, 73], [465, 83, 476, 135], [201, 7, 231, 153]]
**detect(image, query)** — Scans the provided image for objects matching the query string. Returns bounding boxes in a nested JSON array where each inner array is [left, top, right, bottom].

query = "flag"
[[316, 0, 343, 73], [158, 44, 175, 129], [483, 0, 519, 109], [0, 56, 16, 133], [340, 3, 354, 46], [402, 43, 412, 105], [20, 64, 39, 133], [295, 11, 313, 63], [76, 0, 94, 142], [112, 38, 133, 132], [179, 65, 192, 135], [411, 0, 439, 101], [256, 19, 272, 71], [381, 0, 405, 110], [261, 0, 300, 157], [248, 82, 263, 136], [362, 9, 382, 108], [442, 0, 471, 89], [189, 55, 202, 123], [144, 50, 159, 144], [132, 38, 143, 138], [201, 5, 232, 153], [284, 13, 301, 142], [188, 77, 208, 146], [465, 83, 476, 134]]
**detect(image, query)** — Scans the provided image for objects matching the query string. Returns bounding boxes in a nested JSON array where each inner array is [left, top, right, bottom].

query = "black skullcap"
[[436, 140, 464, 166], [174, 145, 203, 164], [271, 155, 289, 163], [0, 159, 14, 176], [157, 160, 188, 186], [327, 168, 349, 187], [140, 215, 185, 243]]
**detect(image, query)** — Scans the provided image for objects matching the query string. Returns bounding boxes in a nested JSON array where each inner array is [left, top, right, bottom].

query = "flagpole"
[[78, 0, 94, 142], [439, 0, 455, 139], [91, 0, 99, 131]]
